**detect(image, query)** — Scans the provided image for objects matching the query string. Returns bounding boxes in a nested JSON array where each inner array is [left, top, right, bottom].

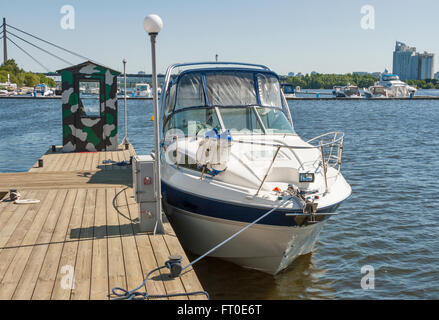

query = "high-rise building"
[[392, 41, 435, 80], [418, 52, 434, 80]]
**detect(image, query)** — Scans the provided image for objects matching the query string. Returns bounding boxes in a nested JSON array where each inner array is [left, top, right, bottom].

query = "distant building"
[[393, 41, 435, 80], [311, 71, 318, 75], [353, 72, 368, 76], [287, 72, 295, 77], [296, 72, 303, 77], [418, 52, 434, 80], [434, 71, 439, 79]]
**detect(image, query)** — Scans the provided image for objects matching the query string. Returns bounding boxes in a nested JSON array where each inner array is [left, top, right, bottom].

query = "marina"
[[1, 1, 439, 303]]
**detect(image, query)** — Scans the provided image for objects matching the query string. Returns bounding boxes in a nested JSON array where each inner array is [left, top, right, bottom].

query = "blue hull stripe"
[[162, 181, 339, 227]]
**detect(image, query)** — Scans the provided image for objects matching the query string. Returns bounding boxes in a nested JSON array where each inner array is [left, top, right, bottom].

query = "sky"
[[0, 0, 438, 75]]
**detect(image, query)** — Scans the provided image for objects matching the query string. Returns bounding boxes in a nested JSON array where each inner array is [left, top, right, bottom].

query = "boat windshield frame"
[[160, 63, 294, 137]]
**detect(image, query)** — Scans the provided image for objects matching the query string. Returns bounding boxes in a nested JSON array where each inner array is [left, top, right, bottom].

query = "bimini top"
[[160, 62, 294, 135], [161, 62, 284, 114]]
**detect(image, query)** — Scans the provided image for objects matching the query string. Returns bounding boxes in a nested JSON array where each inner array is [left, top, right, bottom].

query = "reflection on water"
[[189, 250, 335, 300], [1, 95, 439, 299]]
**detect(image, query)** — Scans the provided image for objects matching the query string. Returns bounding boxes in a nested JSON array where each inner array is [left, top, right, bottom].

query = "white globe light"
[[143, 14, 163, 34]]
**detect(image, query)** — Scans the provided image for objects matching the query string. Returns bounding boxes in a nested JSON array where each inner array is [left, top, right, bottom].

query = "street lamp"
[[144, 14, 164, 234]]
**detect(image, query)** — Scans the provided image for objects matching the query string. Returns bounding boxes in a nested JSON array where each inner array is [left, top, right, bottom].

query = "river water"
[[1, 92, 438, 299]]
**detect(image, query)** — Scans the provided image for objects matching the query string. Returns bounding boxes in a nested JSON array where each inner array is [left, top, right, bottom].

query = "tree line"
[[283, 73, 439, 89], [0, 59, 56, 88]]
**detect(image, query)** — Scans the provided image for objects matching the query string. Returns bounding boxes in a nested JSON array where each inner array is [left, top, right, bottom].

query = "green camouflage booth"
[[57, 61, 121, 152]]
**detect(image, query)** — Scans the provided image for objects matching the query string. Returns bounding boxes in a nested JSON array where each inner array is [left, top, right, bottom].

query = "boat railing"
[[235, 131, 344, 196]]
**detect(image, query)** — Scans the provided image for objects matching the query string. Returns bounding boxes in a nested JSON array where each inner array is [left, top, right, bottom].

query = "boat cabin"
[[161, 66, 294, 137], [281, 83, 295, 95]]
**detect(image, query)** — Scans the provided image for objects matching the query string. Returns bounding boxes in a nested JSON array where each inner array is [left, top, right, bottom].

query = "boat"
[[159, 62, 352, 274], [363, 85, 388, 98], [281, 83, 296, 98], [33, 83, 54, 97], [376, 73, 416, 98], [135, 83, 152, 97], [333, 83, 361, 98]]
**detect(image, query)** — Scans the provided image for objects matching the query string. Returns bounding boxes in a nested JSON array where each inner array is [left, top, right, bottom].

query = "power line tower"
[[3, 18, 7, 64]]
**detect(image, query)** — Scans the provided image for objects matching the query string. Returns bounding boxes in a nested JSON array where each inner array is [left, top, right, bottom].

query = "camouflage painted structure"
[[57, 61, 121, 152]]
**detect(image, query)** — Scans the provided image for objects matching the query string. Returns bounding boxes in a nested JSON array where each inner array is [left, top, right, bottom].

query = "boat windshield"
[[163, 70, 294, 135], [164, 106, 293, 135], [381, 74, 399, 81], [137, 84, 149, 91]]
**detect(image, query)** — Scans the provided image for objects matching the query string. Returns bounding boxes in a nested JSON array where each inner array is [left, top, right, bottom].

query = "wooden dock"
[[0, 145, 206, 300]]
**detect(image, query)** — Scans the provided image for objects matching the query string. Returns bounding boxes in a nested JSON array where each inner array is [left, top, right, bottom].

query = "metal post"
[[150, 33, 164, 234], [121, 59, 128, 146], [3, 18, 7, 64]]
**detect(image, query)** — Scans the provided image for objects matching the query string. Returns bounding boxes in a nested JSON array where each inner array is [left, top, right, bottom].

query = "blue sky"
[[1, 0, 438, 75]]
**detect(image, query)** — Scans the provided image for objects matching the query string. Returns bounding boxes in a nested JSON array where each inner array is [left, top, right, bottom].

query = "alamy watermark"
[[360, 5, 375, 30], [60, 5, 75, 30], [361, 265, 375, 290], [60, 264, 75, 290]]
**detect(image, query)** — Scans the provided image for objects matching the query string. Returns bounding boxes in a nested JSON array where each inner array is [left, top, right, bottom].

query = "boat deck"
[[0, 145, 206, 300]]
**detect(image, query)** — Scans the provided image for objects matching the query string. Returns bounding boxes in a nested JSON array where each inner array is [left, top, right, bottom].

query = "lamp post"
[[144, 14, 164, 234], [121, 59, 129, 148]]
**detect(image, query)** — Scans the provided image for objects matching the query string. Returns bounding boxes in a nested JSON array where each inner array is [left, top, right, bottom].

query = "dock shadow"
[[75, 170, 133, 187]]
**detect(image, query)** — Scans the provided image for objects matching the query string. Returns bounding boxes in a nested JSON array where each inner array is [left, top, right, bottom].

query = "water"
[[1, 96, 438, 299]]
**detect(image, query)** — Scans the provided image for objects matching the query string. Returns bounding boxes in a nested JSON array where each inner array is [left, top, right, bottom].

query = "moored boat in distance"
[[376, 73, 416, 98], [135, 82, 152, 97], [159, 62, 352, 274], [363, 84, 388, 98], [281, 83, 296, 98], [333, 83, 362, 98], [33, 83, 54, 97]]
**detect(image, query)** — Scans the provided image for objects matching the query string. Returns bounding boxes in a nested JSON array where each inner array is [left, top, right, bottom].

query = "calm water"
[[1, 94, 438, 299]]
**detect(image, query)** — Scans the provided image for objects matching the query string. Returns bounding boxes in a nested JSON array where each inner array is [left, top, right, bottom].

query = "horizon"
[[1, 0, 438, 76]]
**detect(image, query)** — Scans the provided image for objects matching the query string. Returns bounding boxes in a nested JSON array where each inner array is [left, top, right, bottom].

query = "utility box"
[[57, 61, 121, 152], [132, 155, 158, 232]]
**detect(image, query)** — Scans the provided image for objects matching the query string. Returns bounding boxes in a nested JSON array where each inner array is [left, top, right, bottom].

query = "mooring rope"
[[111, 196, 293, 300]]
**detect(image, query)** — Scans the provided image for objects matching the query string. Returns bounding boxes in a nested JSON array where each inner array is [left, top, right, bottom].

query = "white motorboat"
[[135, 83, 152, 97], [363, 85, 388, 98], [281, 83, 296, 98], [376, 74, 416, 98], [333, 83, 361, 98], [159, 62, 351, 275], [33, 83, 54, 97]]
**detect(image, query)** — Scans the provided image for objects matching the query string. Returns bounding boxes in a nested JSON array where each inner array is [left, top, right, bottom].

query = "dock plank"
[[51, 188, 87, 300], [115, 187, 145, 294], [31, 189, 78, 300], [90, 188, 109, 300], [106, 188, 127, 297], [70, 188, 96, 300]]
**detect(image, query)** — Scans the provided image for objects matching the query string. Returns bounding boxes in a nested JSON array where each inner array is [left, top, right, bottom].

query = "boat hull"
[[163, 202, 327, 274], [161, 178, 339, 275]]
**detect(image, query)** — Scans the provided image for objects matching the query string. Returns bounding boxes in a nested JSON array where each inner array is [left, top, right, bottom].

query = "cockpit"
[[161, 68, 294, 136]]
